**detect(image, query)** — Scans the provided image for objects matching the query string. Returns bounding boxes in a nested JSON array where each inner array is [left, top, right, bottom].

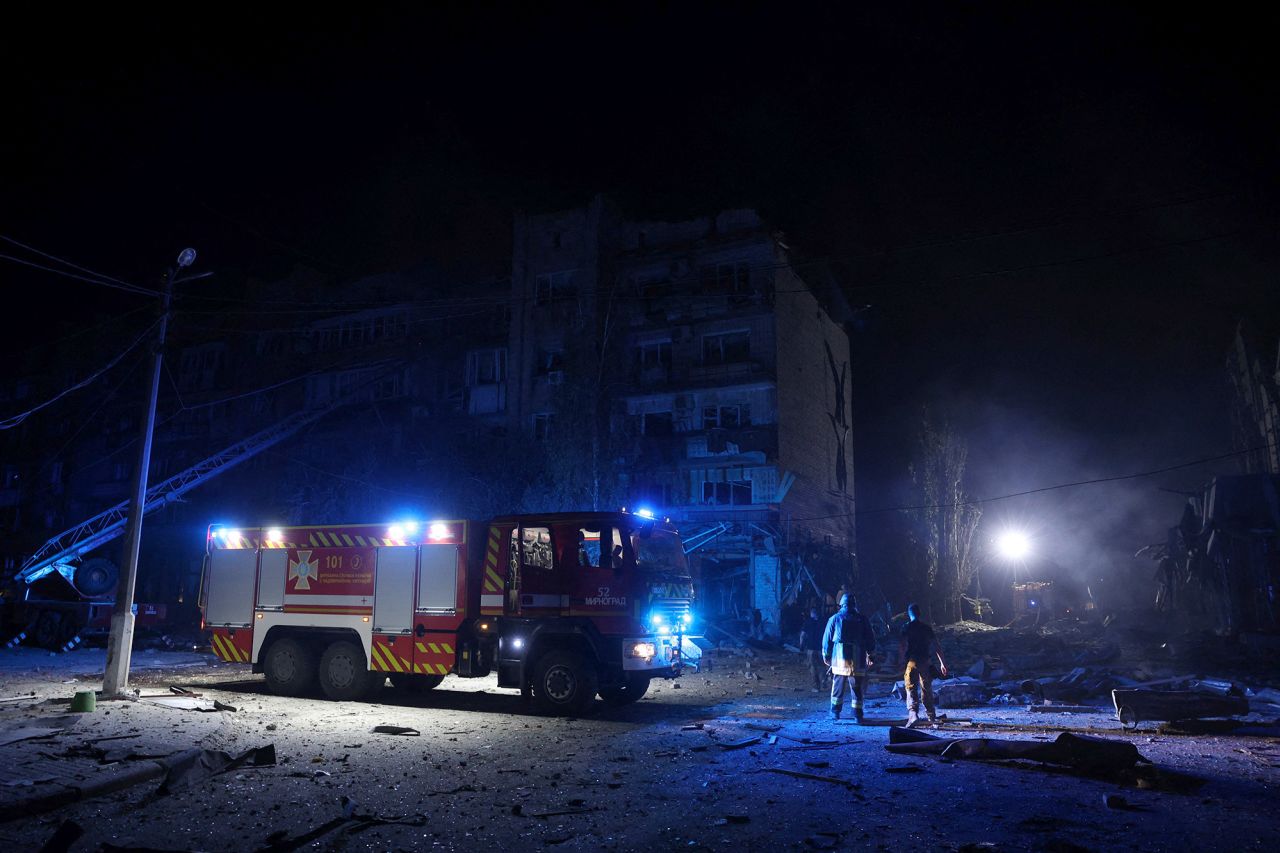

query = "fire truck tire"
[[391, 673, 445, 693], [263, 637, 317, 697], [33, 610, 64, 650], [531, 650, 598, 716], [319, 640, 377, 701], [599, 674, 650, 705], [72, 558, 118, 598]]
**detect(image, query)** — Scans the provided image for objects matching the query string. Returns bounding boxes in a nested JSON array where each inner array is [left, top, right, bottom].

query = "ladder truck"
[[5, 373, 383, 649], [200, 510, 695, 715]]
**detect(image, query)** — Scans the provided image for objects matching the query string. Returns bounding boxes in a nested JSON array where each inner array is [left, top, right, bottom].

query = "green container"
[[69, 690, 96, 712]]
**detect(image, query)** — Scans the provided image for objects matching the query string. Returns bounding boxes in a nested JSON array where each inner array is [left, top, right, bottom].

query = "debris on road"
[[0, 716, 80, 746], [757, 767, 861, 789], [885, 727, 1148, 772], [719, 736, 762, 750], [1112, 689, 1250, 728], [371, 725, 421, 736]]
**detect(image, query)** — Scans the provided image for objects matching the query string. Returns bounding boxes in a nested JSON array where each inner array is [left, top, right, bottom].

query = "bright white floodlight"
[[996, 530, 1032, 561]]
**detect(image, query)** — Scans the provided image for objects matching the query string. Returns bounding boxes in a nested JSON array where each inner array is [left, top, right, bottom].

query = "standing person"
[[751, 608, 764, 641], [899, 603, 949, 728], [822, 593, 876, 722], [799, 607, 827, 691]]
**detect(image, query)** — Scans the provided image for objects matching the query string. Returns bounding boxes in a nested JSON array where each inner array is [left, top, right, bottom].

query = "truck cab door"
[[507, 524, 561, 616]]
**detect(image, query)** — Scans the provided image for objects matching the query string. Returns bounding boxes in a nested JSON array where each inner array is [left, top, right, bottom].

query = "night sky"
[[4, 6, 1278, 595]]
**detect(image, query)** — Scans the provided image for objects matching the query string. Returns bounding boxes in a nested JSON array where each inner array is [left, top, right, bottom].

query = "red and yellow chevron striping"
[[211, 632, 248, 663]]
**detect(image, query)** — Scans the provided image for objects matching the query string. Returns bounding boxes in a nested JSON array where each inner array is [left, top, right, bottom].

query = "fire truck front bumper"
[[623, 635, 682, 674]]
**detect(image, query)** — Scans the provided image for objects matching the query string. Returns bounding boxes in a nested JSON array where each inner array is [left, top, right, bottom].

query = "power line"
[[0, 304, 153, 359], [160, 214, 1275, 322], [0, 252, 158, 297], [788, 442, 1274, 523], [0, 235, 158, 295], [163, 184, 1252, 312], [33, 348, 153, 485], [0, 319, 161, 430]]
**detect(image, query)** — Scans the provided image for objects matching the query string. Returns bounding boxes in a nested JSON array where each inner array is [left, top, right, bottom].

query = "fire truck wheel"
[[319, 640, 377, 701], [599, 674, 651, 705], [263, 637, 317, 696], [33, 610, 64, 650], [391, 673, 445, 693], [532, 650, 599, 716]]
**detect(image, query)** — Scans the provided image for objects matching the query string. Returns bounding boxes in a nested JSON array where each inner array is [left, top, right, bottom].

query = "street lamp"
[[995, 529, 1032, 562], [102, 248, 196, 697]]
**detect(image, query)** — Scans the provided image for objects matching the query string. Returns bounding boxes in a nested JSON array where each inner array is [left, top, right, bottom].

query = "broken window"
[[532, 412, 554, 441], [702, 330, 750, 365], [700, 262, 750, 294], [515, 526, 554, 571], [643, 411, 674, 436], [577, 526, 624, 570], [535, 270, 578, 305], [702, 479, 752, 506], [636, 340, 672, 370], [703, 404, 748, 429], [465, 348, 506, 386]]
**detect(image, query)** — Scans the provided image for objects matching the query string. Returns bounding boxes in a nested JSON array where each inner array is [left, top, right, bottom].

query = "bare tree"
[[907, 411, 983, 623]]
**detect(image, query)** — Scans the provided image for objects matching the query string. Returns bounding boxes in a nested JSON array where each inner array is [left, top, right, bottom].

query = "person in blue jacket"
[[822, 592, 876, 722]]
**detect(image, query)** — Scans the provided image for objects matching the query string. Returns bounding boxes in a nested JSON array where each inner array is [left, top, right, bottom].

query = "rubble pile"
[[891, 613, 1280, 717]]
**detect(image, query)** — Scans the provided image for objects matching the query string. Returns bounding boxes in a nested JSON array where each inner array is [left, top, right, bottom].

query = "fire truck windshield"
[[630, 527, 689, 576]]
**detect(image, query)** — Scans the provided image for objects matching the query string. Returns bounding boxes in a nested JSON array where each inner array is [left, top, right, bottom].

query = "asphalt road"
[[0, 647, 1276, 852]]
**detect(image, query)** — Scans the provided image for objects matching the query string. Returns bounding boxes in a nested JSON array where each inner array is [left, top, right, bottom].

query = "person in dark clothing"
[[750, 608, 764, 641], [898, 603, 948, 727], [798, 607, 827, 690], [822, 593, 876, 722]]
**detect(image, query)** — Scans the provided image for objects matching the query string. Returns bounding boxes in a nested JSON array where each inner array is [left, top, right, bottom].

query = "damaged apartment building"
[[1, 199, 858, 642], [507, 196, 859, 636]]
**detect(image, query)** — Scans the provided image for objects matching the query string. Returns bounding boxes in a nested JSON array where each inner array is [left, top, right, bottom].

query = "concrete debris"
[[0, 716, 81, 746], [757, 767, 861, 789], [1112, 689, 1250, 728], [718, 736, 762, 750], [36, 819, 82, 853], [885, 728, 1149, 772], [370, 725, 420, 736]]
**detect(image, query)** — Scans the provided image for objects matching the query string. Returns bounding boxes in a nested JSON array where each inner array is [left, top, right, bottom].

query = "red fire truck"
[[200, 510, 694, 715]]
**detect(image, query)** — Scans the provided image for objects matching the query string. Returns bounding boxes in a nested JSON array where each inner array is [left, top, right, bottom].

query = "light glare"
[[996, 530, 1032, 560]]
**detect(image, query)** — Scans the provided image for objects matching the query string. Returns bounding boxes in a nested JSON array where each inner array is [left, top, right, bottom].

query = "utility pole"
[[103, 248, 196, 697]]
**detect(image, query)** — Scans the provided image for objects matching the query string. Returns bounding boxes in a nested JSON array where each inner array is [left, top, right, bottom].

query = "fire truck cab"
[[200, 510, 693, 715]]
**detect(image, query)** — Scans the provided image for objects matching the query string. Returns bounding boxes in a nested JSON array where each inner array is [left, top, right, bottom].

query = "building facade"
[[508, 196, 857, 634], [4, 199, 857, 642]]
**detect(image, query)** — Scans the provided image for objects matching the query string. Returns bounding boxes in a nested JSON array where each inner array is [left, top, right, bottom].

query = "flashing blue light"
[[657, 625, 670, 635], [651, 612, 664, 625], [635, 507, 656, 520], [404, 521, 419, 534], [682, 612, 693, 625]]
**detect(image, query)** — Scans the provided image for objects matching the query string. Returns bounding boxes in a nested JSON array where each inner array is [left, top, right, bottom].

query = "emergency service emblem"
[[288, 550, 318, 590]]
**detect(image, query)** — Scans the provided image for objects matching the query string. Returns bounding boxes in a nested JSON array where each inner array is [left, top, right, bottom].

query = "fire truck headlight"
[[428, 522, 449, 540], [223, 529, 242, 547], [511, 638, 524, 650], [628, 642, 656, 660], [266, 528, 283, 544], [387, 524, 405, 540]]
